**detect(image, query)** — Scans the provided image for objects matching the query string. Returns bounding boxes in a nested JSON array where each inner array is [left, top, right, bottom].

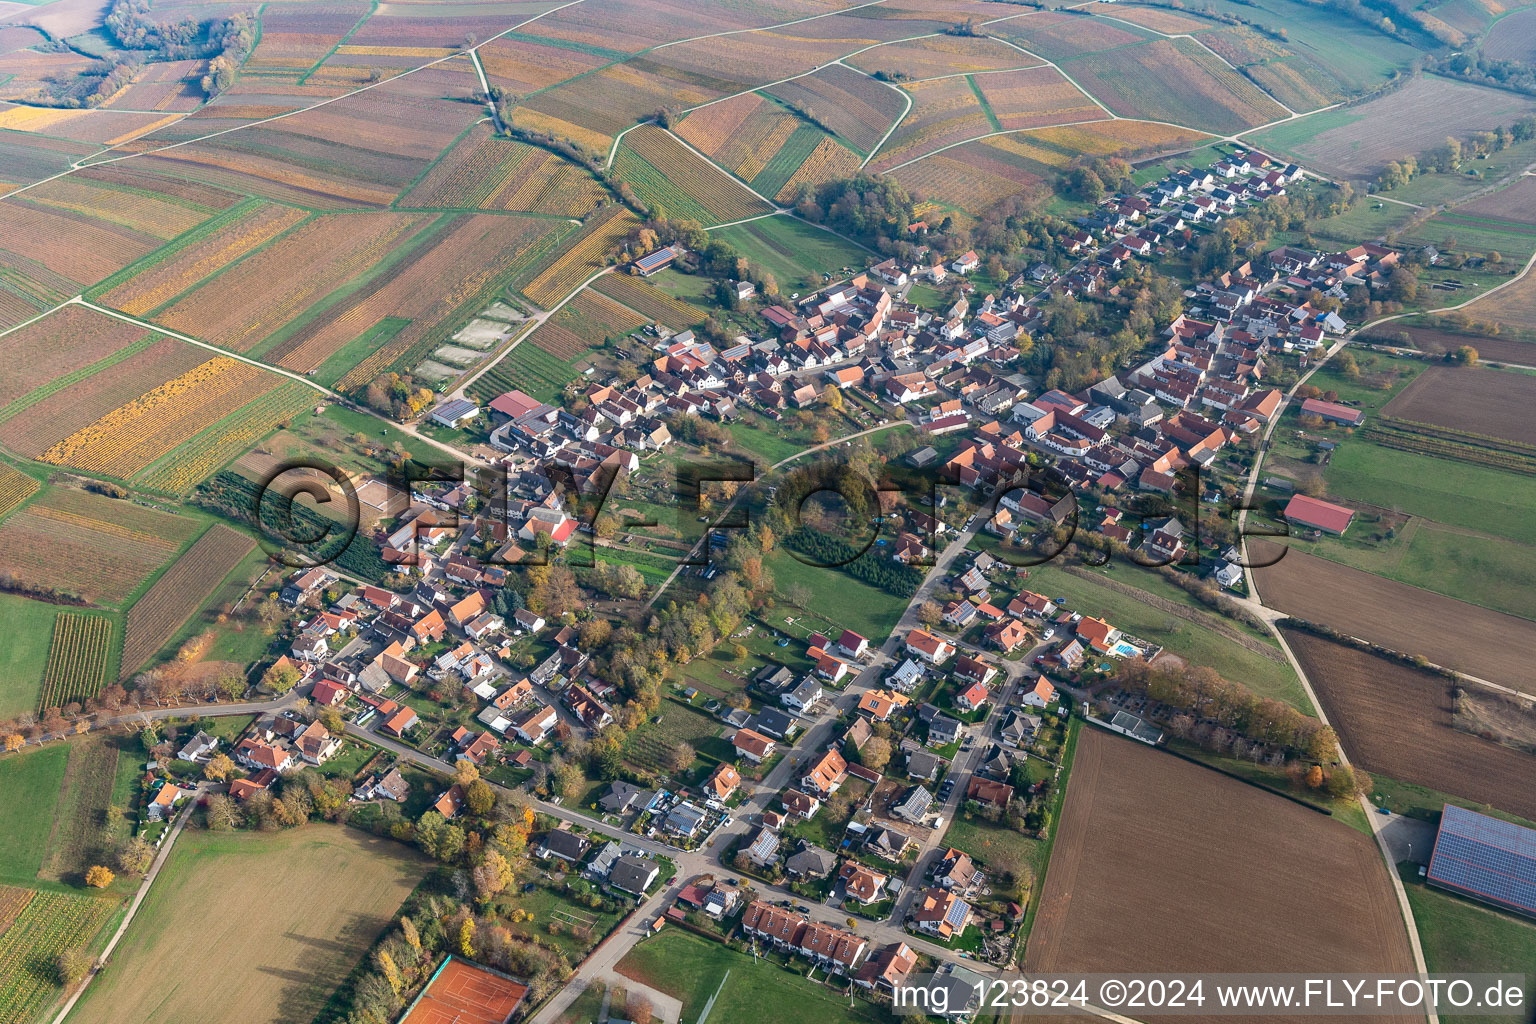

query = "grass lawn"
[[1400, 868, 1536, 1024], [0, 742, 68, 884], [505, 882, 623, 963], [68, 825, 431, 1024], [765, 545, 911, 646], [1368, 774, 1536, 831], [616, 928, 894, 1024], [0, 594, 58, 718], [1021, 565, 1308, 710], [1324, 441, 1536, 547], [624, 699, 732, 774], [713, 215, 868, 292]]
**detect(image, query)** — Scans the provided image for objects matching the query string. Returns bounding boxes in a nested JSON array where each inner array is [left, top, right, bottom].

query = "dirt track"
[[1283, 629, 1536, 821], [1251, 543, 1536, 687], [1026, 729, 1417, 1024]]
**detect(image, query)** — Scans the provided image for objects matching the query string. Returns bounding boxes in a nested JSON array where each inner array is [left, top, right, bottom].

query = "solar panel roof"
[[1426, 804, 1536, 919]]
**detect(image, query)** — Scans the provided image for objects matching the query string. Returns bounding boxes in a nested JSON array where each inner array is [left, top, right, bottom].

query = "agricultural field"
[[1253, 75, 1536, 177], [37, 613, 114, 713], [613, 124, 773, 227], [1380, 365, 1536, 446], [137, 66, 486, 206], [973, 66, 1102, 131], [1283, 629, 1536, 823], [95, 201, 310, 317], [135, 381, 318, 495], [1462, 259, 1536, 332], [244, 3, 372, 76], [713, 214, 869, 290], [1481, 6, 1536, 61], [895, 118, 1205, 215], [268, 214, 571, 387], [673, 93, 859, 201], [1252, 543, 1536, 689], [591, 273, 708, 331], [67, 826, 431, 1024], [0, 486, 201, 607], [399, 124, 611, 216], [991, 9, 1158, 61], [118, 523, 256, 679], [848, 33, 1041, 80], [764, 64, 907, 156], [1372, 319, 1536, 366], [35, 736, 122, 883], [476, 33, 611, 94], [39, 357, 284, 479], [1026, 728, 1419, 1012], [0, 464, 38, 522], [0, 888, 116, 1024], [518, 207, 637, 309], [869, 75, 995, 172], [1060, 38, 1287, 135]]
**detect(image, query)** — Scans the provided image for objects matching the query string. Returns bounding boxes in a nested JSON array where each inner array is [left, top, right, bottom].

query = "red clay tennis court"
[[400, 957, 529, 1024]]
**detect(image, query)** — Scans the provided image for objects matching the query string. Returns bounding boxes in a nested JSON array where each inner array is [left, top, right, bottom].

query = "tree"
[[862, 736, 891, 772], [454, 760, 480, 788], [55, 948, 92, 985], [85, 865, 115, 888], [473, 849, 514, 901], [437, 825, 466, 862], [262, 660, 300, 695], [458, 918, 477, 958], [667, 742, 695, 774], [118, 837, 154, 875], [1304, 764, 1325, 789], [206, 793, 239, 831], [2, 733, 23, 753], [1452, 344, 1479, 366], [203, 752, 236, 782], [466, 779, 496, 817], [917, 600, 942, 627]]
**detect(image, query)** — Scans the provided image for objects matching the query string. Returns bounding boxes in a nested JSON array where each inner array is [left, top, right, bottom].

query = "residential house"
[[913, 887, 972, 939], [733, 727, 777, 763]]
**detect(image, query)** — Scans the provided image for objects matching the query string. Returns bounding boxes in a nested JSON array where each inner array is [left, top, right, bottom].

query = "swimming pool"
[[1110, 640, 1142, 657]]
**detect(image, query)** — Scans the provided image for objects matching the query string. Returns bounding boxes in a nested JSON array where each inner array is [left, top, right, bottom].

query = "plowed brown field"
[[1026, 728, 1417, 1024], [1282, 629, 1536, 821]]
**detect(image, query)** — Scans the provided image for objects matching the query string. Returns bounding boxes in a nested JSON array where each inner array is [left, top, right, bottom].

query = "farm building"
[[1426, 804, 1536, 921], [1282, 494, 1355, 536], [632, 247, 678, 276], [1299, 397, 1364, 426], [429, 399, 479, 428], [398, 956, 528, 1024]]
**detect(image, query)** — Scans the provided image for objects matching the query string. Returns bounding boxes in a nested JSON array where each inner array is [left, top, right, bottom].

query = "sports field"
[[68, 826, 431, 1024]]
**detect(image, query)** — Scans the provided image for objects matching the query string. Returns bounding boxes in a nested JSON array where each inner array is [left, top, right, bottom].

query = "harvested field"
[[269, 214, 567, 386], [98, 201, 309, 316], [0, 336, 205, 459], [765, 64, 906, 155], [1062, 38, 1286, 135], [1368, 320, 1536, 366], [1098, 4, 1213, 33], [0, 198, 159, 289], [592, 273, 707, 331], [399, 124, 609, 216], [848, 34, 1040, 79], [135, 381, 318, 495], [974, 65, 1101, 130], [1026, 728, 1418, 1024], [40, 357, 282, 479], [1253, 75, 1536, 178], [477, 34, 609, 93], [519, 207, 637, 309], [120, 523, 255, 678], [1251, 542, 1536, 689], [245, 3, 371, 75], [66, 826, 431, 1024], [37, 613, 113, 713], [870, 76, 993, 171], [613, 124, 772, 227], [0, 304, 147, 409], [1282, 629, 1536, 822], [0, 464, 37, 522], [36, 735, 119, 882], [991, 9, 1155, 61], [0, 486, 200, 606], [153, 212, 431, 352], [1461, 261, 1536, 333], [1381, 365, 1536, 445], [1456, 174, 1536, 226], [1482, 6, 1536, 62]]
